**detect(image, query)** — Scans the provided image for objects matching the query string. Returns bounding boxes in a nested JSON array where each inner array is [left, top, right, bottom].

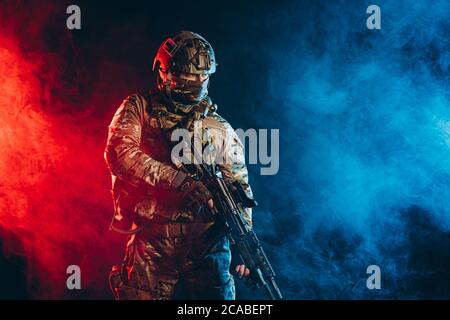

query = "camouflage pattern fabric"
[[105, 92, 253, 300]]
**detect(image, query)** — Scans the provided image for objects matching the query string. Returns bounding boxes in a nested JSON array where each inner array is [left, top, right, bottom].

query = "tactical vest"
[[109, 92, 217, 234]]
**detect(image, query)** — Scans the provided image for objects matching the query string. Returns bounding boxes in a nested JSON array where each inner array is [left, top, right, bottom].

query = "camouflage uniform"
[[104, 92, 253, 299]]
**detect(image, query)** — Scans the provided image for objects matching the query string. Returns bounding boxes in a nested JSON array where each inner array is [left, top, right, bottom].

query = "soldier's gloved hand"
[[171, 170, 214, 213]]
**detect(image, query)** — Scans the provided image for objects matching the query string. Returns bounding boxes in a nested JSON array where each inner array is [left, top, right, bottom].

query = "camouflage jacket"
[[104, 92, 253, 232]]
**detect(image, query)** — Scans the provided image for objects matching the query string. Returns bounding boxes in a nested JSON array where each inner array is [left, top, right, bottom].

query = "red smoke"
[[0, 1, 129, 298]]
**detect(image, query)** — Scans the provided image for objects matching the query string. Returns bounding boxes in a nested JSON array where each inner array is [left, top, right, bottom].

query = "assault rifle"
[[186, 161, 283, 300], [177, 103, 283, 300]]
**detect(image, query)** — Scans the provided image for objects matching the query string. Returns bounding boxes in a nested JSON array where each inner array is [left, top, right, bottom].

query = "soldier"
[[104, 31, 253, 300]]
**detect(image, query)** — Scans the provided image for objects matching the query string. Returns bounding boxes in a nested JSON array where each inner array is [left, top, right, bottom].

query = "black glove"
[[171, 170, 213, 214]]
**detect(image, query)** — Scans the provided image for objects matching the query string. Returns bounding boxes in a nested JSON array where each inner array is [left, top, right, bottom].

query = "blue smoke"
[[225, 0, 450, 299]]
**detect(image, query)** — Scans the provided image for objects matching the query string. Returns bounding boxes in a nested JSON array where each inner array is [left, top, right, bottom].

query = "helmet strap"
[[164, 72, 180, 112]]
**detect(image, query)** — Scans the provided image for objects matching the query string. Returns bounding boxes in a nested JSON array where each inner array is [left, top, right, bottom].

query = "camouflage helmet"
[[153, 31, 217, 76], [152, 31, 217, 105]]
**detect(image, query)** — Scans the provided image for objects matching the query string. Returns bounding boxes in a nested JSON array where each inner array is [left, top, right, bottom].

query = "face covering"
[[171, 77, 209, 104]]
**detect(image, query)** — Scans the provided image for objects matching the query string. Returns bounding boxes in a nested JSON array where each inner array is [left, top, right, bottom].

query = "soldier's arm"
[[104, 95, 177, 187], [216, 124, 254, 228]]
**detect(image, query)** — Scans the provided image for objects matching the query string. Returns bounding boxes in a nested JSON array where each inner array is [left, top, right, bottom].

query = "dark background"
[[0, 0, 449, 299]]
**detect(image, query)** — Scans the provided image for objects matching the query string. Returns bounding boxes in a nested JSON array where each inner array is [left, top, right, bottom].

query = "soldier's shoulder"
[[201, 98, 229, 128], [118, 92, 157, 115], [122, 92, 152, 106], [205, 110, 234, 132]]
